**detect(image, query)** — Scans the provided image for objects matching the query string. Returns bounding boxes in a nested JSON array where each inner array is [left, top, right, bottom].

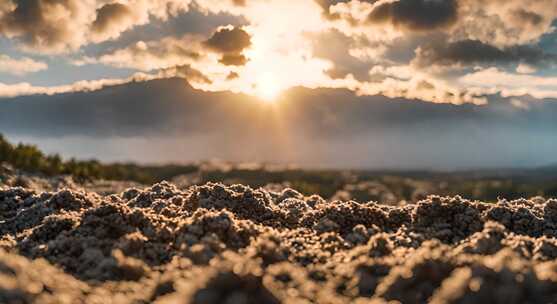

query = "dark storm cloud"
[[0, 0, 192, 53], [91, 3, 134, 37], [84, 10, 246, 59], [512, 9, 544, 27], [0, 0, 86, 52], [204, 26, 251, 54], [367, 0, 459, 31], [414, 39, 557, 68], [204, 26, 251, 66]]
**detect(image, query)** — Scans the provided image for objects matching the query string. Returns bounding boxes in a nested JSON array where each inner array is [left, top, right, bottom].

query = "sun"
[[256, 73, 283, 102]]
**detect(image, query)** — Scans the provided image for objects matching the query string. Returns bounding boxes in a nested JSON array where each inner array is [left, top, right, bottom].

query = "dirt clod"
[[2, 183, 557, 303]]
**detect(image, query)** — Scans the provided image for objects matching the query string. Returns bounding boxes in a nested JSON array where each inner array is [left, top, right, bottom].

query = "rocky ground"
[[2, 173, 557, 303]]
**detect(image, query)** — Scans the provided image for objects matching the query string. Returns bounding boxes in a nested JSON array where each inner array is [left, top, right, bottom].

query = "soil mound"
[[2, 182, 557, 303]]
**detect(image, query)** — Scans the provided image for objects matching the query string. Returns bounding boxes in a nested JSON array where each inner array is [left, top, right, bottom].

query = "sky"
[[1, 0, 557, 102], [2, 0, 557, 169]]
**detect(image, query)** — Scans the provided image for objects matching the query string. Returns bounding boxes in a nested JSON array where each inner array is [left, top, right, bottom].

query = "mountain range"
[[2, 78, 557, 169]]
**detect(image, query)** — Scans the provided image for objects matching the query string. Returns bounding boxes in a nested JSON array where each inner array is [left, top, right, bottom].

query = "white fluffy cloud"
[[0, 0, 192, 53], [456, 0, 557, 47], [326, 0, 557, 46], [0, 72, 155, 98], [1, 0, 557, 104], [0, 55, 48, 75], [78, 35, 205, 71], [459, 67, 557, 99]]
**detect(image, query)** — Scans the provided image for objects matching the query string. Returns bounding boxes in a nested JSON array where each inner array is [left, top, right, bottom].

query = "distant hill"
[[1, 78, 557, 169]]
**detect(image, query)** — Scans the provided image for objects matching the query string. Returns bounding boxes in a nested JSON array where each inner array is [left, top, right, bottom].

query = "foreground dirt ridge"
[[2, 182, 557, 303]]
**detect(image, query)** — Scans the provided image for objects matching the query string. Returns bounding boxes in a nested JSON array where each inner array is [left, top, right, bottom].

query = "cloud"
[[459, 67, 557, 99], [308, 29, 374, 81], [509, 98, 531, 111], [413, 39, 557, 69], [89, 0, 193, 42], [310, 0, 557, 103], [455, 0, 557, 46], [516, 64, 537, 74], [356, 72, 488, 105], [77, 26, 253, 72], [0, 1, 15, 16], [0, 64, 213, 99], [219, 53, 248, 66], [1, 0, 557, 106], [159, 64, 212, 84], [0, 72, 155, 98], [90, 2, 137, 43], [204, 26, 251, 53], [0, 0, 93, 53], [367, 0, 459, 31], [0, 0, 192, 53], [326, 0, 459, 39], [328, 0, 557, 46], [204, 26, 251, 66], [79, 36, 204, 71], [313, 0, 348, 19], [0, 55, 47, 75]]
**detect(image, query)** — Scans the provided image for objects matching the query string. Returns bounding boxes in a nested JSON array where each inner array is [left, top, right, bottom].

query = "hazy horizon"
[[2, 78, 557, 170], [2, 0, 557, 170]]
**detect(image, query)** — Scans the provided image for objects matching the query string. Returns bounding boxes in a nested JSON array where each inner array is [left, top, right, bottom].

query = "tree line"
[[0, 134, 196, 183]]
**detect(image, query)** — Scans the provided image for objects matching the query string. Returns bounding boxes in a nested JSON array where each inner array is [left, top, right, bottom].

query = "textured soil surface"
[[2, 181, 557, 303]]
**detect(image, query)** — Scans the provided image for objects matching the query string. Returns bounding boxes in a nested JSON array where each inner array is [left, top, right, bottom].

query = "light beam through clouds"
[[0, 0, 557, 104]]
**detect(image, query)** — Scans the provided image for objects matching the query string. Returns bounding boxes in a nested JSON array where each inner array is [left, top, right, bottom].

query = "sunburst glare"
[[256, 72, 283, 102]]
